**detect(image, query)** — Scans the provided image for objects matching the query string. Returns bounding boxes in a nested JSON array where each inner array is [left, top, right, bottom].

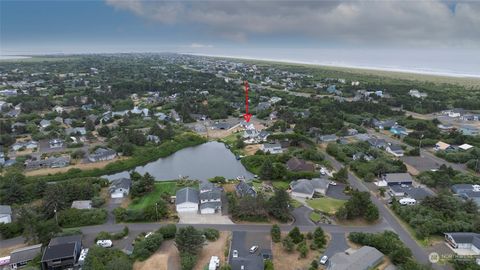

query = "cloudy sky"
[[1, 0, 480, 76]]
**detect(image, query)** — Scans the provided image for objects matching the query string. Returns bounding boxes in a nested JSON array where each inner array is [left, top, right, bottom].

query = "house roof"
[[290, 179, 314, 195], [199, 188, 222, 201], [90, 148, 116, 159], [327, 246, 384, 270], [0, 205, 12, 215], [320, 134, 338, 141], [9, 244, 42, 265], [436, 141, 451, 150], [367, 138, 387, 147], [311, 178, 330, 190], [445, 233, 480, 248], [200, 201, 221, 210], [48, 234, 82, 246], [71, 200, 92, 209], [199, 181, 214, 191], [286, 157, 315, 172], [388, 144, 403, 152], [390, 186, 431, 200], [263, 143, 281, 149], [176, 187, 199, 205], [451, 184, 474, 194], [459, 144, 474, 151], [236, 181, 256, 197], [384, 173, 413, 184], [42, 243, 76, 261], [109, 178, 131, 191]]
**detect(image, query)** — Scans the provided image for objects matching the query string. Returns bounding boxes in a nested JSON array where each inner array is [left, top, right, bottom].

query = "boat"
[[236, 176, 246, 181]]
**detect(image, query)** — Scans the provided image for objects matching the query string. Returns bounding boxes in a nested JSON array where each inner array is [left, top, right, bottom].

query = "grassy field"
[[272, 181, 290, 190], [306, 197, 346, 214], [129, 182, 176, 210], [309, 212, 322, 222]]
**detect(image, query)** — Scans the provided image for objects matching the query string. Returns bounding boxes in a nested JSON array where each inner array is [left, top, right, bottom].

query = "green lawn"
[[289, 199, 302, 208], [309, 212, 322, 222], [272, 181, 290, 190], [129, 182, 176, 210], [306, 197, 346, 214]]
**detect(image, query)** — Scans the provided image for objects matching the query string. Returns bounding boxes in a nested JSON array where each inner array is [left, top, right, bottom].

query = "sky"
[[1, 0, 480, 76]]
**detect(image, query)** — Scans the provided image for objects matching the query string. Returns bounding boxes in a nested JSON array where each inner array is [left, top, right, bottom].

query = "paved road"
[[324, 232, 349, 258], [323, 152, 445, 269], [291, 206, 315, 226]]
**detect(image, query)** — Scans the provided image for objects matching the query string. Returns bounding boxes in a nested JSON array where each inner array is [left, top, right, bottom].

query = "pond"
[[102, 141, 254, 181]]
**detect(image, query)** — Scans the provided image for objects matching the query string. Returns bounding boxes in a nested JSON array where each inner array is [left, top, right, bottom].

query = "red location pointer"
[[243, 80, 252, 122]]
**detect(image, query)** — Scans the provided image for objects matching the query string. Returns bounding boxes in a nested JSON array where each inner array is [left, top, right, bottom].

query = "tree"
[[312, 227, 326, 249], [264, 260, 275, 270], [365, 203, 380, 222], [180, 253, 197, 270], [175, 226, 205, 255], [282, 236, 295, 252], [268, 189, 290, 222], [260, 159, 274, 179], [85, 119, 95, 131], [288, 227, 304, 244], [97, 125, 110, 137], [297, 241, 308, 258], [333, 167, 348, 183], [271, 224, 281, 243]]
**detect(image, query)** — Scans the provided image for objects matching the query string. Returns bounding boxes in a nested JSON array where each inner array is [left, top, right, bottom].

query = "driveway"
[[323, 232, 349, 257], [178, 212, 233, 224], [104, 197, 123, 224], [291, 206, 315, 226], [326, 184, 350, 200]]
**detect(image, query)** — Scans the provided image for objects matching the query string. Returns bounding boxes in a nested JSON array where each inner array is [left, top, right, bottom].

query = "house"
[[109, 178, 131, 198], [49, 139, 64, 148], [347, 128, 358, 136], [386, 144, 404, 157], [459, 144, 474, 151], [290, 179, 314, 198], [372, 119, 396, 130], [258, 131, 270, 141], [326, 85, 337, 94], [286, 157, 315, 172], [175, 187, 199, 213], [41, 235, 82, 270], [243, 129, 259, 140], [25, 156, 70, 170], [198, 182, 222, 214], [235, 181, 257, 198], [451, 184, 480, 207], [327, 246, 384, 270], [0, 205, 12, 224], [71, 200, 92, 209], [39, 119, 51, 129], [409, 89, 427, 98], [25, 141, 38, 149], [383, 173, 413, 186], [311, 178, 330, 195], [9, 244, 43, 269], [353, 152, 374, 161], [443, 108, 464, 118], [367, 138, 387, 149], [388, 185, 431, 201], [146, 135, 160, 144], [319, 134, 338, 142], [214, 122, 230, 130], [65, 127, 86, 136], [88, 148, 116, 162], [0, 152, 5, 166], [260, 143, 283, 154], [256, 102, 271, 112], [435, 141, 453, 151], [229, 231, 272, 270], [52, 105, 64, 113], [459, 126, 480, 136], [355, 133, 371, 141], [437, 124, 455, 133], [444, 233, 480, 255]]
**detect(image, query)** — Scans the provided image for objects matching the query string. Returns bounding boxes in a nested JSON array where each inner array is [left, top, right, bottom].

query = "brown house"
[[286, 157, 315, 172]]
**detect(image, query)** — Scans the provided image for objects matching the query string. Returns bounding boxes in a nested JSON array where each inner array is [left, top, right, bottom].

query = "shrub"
[[288, 227, 304, 244], [132, 232, 164, 261], [157, 224, 176, 239], [203, 228, 220, 241], [271, 224, 281, 243], [0, 222, 23, 239], [58, 208, 107, 228], [180, 253, 197, 270], [282, 236, 295, 252]]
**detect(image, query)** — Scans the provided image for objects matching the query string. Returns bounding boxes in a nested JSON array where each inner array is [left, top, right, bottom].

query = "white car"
[[249, 245, 259, 253], [232, 250, 238, 258], [145, 232, 154, 238], [96, 240, 113, 248], [329, 181, 337, 186], [319, 255, 328, 265]]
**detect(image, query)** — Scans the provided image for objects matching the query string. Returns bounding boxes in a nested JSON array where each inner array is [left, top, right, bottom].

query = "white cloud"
[[183, 43, 214, 48], [104, 0, 480, 47]]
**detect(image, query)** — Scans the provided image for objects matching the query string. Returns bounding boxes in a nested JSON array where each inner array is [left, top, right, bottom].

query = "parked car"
[[319, 255, 328, 265], [232, 250, 238, 258], [249, 245, 259, 253], [96, 240, 113, 248], [329, 181, 337, 186]]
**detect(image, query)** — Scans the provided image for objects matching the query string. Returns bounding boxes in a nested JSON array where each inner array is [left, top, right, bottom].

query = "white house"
[[0, 205, 12, 224], [459, 144, 474, 151], [176, 187, 199, 213], [52, 105, 64, 113], [109, 178, 131, 198], [386, 144, 404, 157], [444, 233, 480, 255], [261, 143, 283, 154]]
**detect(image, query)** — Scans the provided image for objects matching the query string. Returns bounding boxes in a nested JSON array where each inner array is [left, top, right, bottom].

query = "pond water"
[[102, 141, 254, 181]]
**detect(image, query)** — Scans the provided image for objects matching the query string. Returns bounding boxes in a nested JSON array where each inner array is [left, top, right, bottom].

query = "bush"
[[288, 227, 304, 244], [91, 196, 105, 207], [83, 246, 132, 270], [271, 224, 281, 243], [157, 224, 176, 239], [264, 260, 275, 270], [132, 232, 164, 261], [297, 241, 308, 258], [203, 228, 220, 241], [0, 222, 23, 239], [58, 208, 107, 228], [95, 226, 129, 241], [180, 253, 197, 270], [282, 236, 295, 252]]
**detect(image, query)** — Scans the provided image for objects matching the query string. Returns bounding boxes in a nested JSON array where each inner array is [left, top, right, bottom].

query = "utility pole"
[[419, 134, 424, 157], [54, 206, 58, 225], [155, 202, 159, 221]]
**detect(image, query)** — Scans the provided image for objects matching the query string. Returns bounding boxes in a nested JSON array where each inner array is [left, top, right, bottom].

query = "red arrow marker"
[[243, 80, 252, 122]]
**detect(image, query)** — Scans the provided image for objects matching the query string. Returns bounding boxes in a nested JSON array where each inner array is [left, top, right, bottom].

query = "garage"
[[176, 187, 199, 213]]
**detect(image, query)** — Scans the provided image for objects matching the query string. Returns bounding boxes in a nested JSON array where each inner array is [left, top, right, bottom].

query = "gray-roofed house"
[[9, 244, 43, 269], [383, 173, 413, 186], [451, 184, 480, 207], [25, 156, 70, 170], [0, 205, 12, 224], [388, 185, 431, 201], [290, 179, 314, 199], [286, 157, 315, 172], [319, 134, 338, 142], [327, 246, 384, 270], [49, 138, 64, 148], [146, 135, 160, 144], [260, 143, 283, 154], [65, 127, 87, 136], [444, 232, 480, 255], [176, 187, 199, 213], [88, 148, 116, 162], [235, 181, 257, 198], [199, 184, 222, 214], [367, 138, 387, 149], [71, 200, 92, 209], [311, 178, 331, 195], [386, 144, 404, 157], [41, 235, 82, 270], [109, 178, 131, 198], [39, 119, 51, 129]]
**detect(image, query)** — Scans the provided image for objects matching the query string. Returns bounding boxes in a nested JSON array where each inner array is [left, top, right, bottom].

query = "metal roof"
[[10, 244, 42, 265], [176, 187, 199, 205]]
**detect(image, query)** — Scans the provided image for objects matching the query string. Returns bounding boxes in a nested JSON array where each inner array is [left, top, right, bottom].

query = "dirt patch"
[[405, 163, 420, 176], [272, 233, 322, 270], [133, 240, 180, 270], [24, 156, 128, 177], [222, 183, 238, 193], [0, 243, 27, 257], [194, 232, 229, 270], [244, 144, 261, 156]]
